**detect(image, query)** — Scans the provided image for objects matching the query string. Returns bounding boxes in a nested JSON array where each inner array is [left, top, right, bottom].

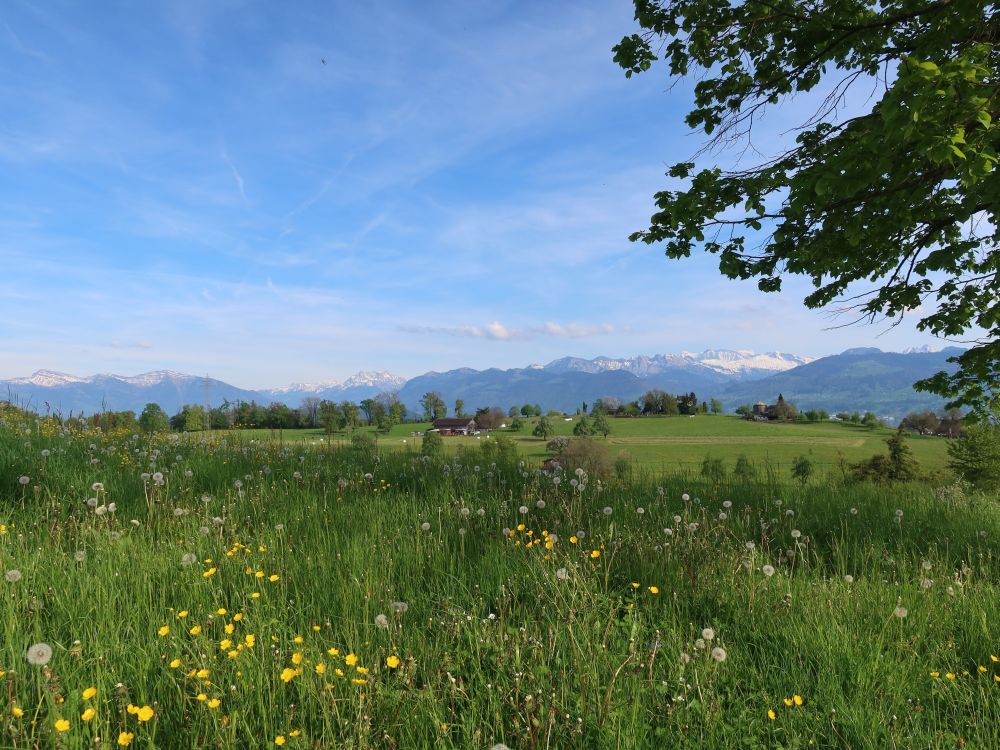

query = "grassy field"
[[1, 404, 995, 749], [231, 415, 952, 477]]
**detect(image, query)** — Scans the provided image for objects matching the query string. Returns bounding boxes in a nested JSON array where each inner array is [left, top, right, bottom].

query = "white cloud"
[[399, 321, 616, 341]]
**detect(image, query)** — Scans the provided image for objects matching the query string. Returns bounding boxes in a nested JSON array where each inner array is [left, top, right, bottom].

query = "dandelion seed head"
[[26, 642, 53, 666]]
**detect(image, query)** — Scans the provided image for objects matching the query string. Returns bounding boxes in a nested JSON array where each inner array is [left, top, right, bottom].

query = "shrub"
[[350, 431, 376, 454], [557, 439, 611, 479], [733, 454, 756, 481], [948, 423, 1000, 489], [421, 430, 444, 458], [546, 436, 570, 454], [791, 455, 814, 484], [701, 456, 725, 482]]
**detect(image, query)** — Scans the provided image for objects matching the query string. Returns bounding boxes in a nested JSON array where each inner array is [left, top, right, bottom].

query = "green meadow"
[[230, 415, 952, 477], [1, 404, 996, 749]]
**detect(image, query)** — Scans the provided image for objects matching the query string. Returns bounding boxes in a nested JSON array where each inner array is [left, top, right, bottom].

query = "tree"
[[592, 411, 612, 438], [170, 405, 206, 432], [573, 416, 593, 437], [359, 398, 377, 426], [420, 391, 447, 421], [615, 1, 1000, 418], [474, 406, 506, 431], [533, 416, 554, 440], [710, 398, 723, 415], [319, 400, 341, 434], [948, 421, 1000, 488], [791, 455, 814, 485], [735, 404, 752, 419], [421, 429, 444, 458], [901, 411, 941, 435], [139, 403, 169, 433], [508, 405, 518, 418], [508, 416, 524, 432]]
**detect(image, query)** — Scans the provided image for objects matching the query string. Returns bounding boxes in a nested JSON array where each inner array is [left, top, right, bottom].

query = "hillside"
[[717, 347, 962, 419]]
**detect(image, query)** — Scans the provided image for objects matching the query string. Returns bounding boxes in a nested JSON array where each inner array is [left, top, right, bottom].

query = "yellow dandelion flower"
[[783, 698, 793, 707], [312, 625, 321, 632], [767, 710, 776, 721], [275, 736, 286, 746], [293, 636, 304, 644], [351, 678, 368, 685], [345, 653, 358, 666], [992, 655, 999, 663], [255, 571, 265, 578], [590, 550, 601, 559], [190, 625, 203, 636], [170, 659, 181, 669], [117, 731, 134, 746], [11, 706, 24, 718], [207, 698, 220, 709], [280, 667, 299, 683], [202, 567, 217, 578], [315, 663, 327, 674], [291, 653, 304, 665], [648, 586, 659, 594], [289, 729, 301, 737], [196, 669, 210, 679], [81, 707, 96, 721], [224, 623, 235, 634], [54, 719, 70, 732], [327, 647, 340, 656], [946, 673, 956, 680], [386, 655, 401, 669], [158, 625, 170, 637], [980, 665, 989, 673], [196, 693, 207, 702], [220, 639, 232, 650], [177, 611, 189, 619], [126, 704, 138, 715], [216, 608, 226, 615], [251, 592, 261, 599], [356, 666, 369, 675], [269, 575, 280, 582], [244, 634, 256, 647], [793, 695, 804, 706], [82, 687, 97, 701], [630, 582, 640, 589], [930, 671, 940, 678], [233, 613, 244, 622], [228, 650, 239, 659]]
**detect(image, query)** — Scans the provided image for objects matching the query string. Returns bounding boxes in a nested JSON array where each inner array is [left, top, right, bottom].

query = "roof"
[[431, 418, 476, 428]]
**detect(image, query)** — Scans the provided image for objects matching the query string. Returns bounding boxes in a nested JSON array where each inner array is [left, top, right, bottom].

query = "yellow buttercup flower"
[[269, 574, 280, 582], [783, 698, 793, 707], [196, 693, 207, 702], [590, 550, 601, 559], [136, 705, 154, 722], [11, 706, 24, 718], [386, 655, 401, 669], [177, 611, 189, 619], [648, 586, 659, 594], [118, 732, 134, 746], [82, 687, 97, 701], [792, 695, 804, 706], [158, 625, 170, 637], [291, 652, 304, 665], [315, 663, 327, 674], [280, 667, 299, 683], [169, 659, 181, 668], [345, 653, 358, 666], [293, 636, 304, 644], [207, 698, 220, 709], [54, 719, 70, 732], [190, 625, 203, 636], [767, 710, 776, 721], [81, 707, 96, 721], [225, 623, 235, 634], [202, 567, 217, 578], [196, 669, 210, 679], [274, 737, 286, 746]]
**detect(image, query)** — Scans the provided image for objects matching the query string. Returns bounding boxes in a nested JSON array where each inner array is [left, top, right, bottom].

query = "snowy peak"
[[113, 371, 193, 386], [8, 370, 90, 387], [341, 371, 406, 390], [544, 350, 815, 380]]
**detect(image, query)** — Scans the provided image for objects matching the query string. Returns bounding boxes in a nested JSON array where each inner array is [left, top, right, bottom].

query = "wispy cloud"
[[399, 321, 616, 341]]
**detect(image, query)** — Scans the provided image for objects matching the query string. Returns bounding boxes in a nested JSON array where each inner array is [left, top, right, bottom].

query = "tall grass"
[[0, 405, 997, 748]]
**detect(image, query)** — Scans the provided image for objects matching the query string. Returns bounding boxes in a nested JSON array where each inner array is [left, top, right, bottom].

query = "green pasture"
[[225, 415, 952, 477]]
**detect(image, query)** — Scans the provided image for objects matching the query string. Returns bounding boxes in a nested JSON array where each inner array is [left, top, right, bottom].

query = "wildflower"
[[18, 476, 29, 485], [648, 586, 659, 594], [793, 695, 804, 706], [946, 673, 956, 680], [391, 601, 408, 614], [275, 738, 286, 747], [118, 732, 134, 746], [893, 606, 908, 619], [190, 625, 203, 636], [767, 709, 776, 720], [203, 567, 218, 578], [345, 653, 359, 666], [158, 625, 170, 637], [386, 655, 401, 669], [55, 719, 70, 732], [82, 687, 97, 701], [518, 506, 528, 514], [930, 671, 940, 678], [26, 642, 53, 666], [177, 610, 189, 619], [590, 550, 601, 559], [701, 628, 715, 641], [327, 647, 340, 656], [207, 698, 220, 709], [81, 707, 96, 721], [844, 575, 854, 584], [11, 706, 24, 718], [74, 550, 87, 562], [291, 652, 304, 665], [136, 705, 154, 722], [602, 507, 612, 515], [5, 570, 22, 583], [268, 574, 279, 582], [196, 693, 207, 702], [315, 663, 326, 674], [280, 667, 299, 683], [711, 647, 727, 662], [783, 698, 793, 707], [762, 565, 775, 577], [169, 659, 181, 668], [196, 668, 210, 679]]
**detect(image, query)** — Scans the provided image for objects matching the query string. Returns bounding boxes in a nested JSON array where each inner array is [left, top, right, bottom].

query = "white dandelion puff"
[[26, 642, 53, 666]]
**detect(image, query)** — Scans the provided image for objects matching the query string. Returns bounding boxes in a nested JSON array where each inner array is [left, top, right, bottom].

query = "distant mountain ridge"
[[1, 347, 960, 419]]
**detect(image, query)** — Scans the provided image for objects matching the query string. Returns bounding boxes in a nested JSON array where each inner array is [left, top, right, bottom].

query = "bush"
[[701, 456, 725, 482], [350, 431, 376, 454], [480, 434, 520, 465], [791, 455, 814, 484], [421, 430, 444, 458], [556, 439, 611, 479], [850, 430, 919, 484], [733, 454, 757, 481], [948, 423, 1000, 489]]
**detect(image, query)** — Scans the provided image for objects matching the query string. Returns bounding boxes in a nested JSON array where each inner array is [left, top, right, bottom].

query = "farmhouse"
[[430, 418, 477, 436]]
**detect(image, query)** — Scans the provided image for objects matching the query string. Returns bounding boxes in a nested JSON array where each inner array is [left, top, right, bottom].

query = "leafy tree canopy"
[[615, 0, 999, 418]]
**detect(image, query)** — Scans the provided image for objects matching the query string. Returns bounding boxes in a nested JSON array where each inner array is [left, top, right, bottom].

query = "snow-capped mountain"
[[543, 350, 814, 380], [260, 371, 406, 403]]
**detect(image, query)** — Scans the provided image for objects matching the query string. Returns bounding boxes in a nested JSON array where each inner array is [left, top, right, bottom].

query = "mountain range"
[[0, 348, 961, 420]]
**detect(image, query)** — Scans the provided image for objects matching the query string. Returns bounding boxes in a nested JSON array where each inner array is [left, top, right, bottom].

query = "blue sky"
[[0, 0, 947, 388]]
